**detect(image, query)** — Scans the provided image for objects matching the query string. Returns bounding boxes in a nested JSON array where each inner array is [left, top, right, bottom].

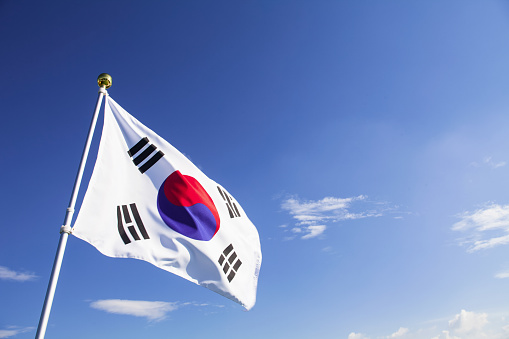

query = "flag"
[[72, 96, 262, 310]]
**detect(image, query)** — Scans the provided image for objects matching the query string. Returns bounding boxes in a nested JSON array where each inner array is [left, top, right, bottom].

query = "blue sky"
[[2, 1, 509, 338]]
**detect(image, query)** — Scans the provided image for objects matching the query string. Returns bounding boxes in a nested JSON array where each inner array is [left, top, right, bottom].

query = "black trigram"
[[218, 244, 242, 282], [117, 203, 150, 245], [217, 186, 241, 219], [128, 137, 164, 174]]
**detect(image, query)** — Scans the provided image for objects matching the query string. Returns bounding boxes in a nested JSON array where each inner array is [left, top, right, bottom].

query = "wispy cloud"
[[452, 203, 509, 252], [291, 225, 327, 239], [495, 270, 509, 279], [431, 330, 460, 339], [349, 309, 500, 339], [90, 299, 178, 321], [0, 327, 34, 338], [0, 266, 37, 282], [89, 299, 222, 321], [348, 333, 370, 339], [281, 195, 390, 239], [470, 156, 506, 169]]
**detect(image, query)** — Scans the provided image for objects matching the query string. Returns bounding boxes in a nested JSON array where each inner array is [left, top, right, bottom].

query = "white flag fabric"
[[72, 96, 262, 310]]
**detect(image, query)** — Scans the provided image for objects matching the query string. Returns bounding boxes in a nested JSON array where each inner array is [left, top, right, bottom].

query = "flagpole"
[[35, 74, 112, 339]]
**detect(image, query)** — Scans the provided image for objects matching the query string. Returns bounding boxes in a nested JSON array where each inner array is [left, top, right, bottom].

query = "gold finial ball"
[[97, 73, 112, 88]]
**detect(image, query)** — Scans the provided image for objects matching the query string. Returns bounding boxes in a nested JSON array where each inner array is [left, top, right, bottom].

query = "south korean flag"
[[72, 96, 262, 310]]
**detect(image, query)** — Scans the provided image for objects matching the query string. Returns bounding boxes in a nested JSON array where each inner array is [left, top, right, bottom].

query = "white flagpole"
[[35, 74, 112, 339]]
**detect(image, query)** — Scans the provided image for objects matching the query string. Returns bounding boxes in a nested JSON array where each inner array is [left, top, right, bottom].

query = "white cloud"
[[495, 271, 509, 279], [283, 196, 358, 215], [453, 204, 509, 232], [0, 266, 37, 282], [322, 246, 333, 253], [470, 156, 506, 169], [448, 309, 488, 335], [387, 327, 409, 338], [90, 299, 178, 321], [301, 225, 327, 239], [348, 309, 509, 339], [281, 195, 388, 239], [282, 196, 372, 225], [484, 156, 506, 169], [452, 204, 509, 252], [431, 330, 460, 339], [469, 235, 509, 252], [0, 327, 34, 338]]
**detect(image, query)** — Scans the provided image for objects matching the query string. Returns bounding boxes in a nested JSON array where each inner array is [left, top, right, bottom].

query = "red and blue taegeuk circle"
[[157, 170, 220, 241]]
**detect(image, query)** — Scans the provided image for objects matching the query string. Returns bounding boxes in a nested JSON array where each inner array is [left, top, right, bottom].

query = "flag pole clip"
[[60, 225, 72, 234]]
